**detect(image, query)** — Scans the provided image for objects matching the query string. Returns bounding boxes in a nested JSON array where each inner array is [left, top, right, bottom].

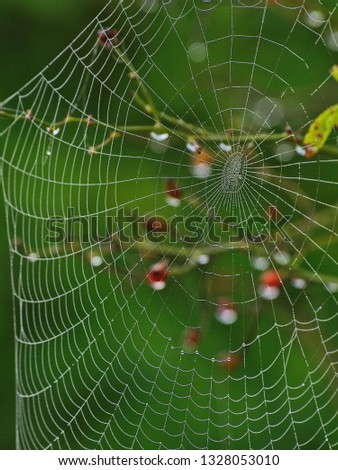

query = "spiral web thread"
[[1, 0, 338, 449]]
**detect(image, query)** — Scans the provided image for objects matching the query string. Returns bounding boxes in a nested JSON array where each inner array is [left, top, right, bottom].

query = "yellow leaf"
[[303, 104, 338, 158], [330, 65, 338, 83]]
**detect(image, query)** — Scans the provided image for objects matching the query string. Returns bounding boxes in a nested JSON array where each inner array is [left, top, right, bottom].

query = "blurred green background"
[[1, 0, 338, 450]]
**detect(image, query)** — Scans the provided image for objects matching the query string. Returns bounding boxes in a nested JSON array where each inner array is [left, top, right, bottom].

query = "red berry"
[[260, 270, 282, 288], [267, 205, 279, 221], [166, 179, 182, 202], [194, 147, 213, 165], [147, 261, 168, 290], [305, 145, 316, 159], [97, 28, 119, 49], [217, 297, 234, 312], [190, 147, 214, 178], [145, 217, 167, 233], [183, 329, 201, 351]]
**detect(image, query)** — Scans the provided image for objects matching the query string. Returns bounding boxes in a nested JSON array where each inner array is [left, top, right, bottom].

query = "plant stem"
[[287, 268, 338, 286], [0, 110, 155, 134], [112, 44, 160, 122], [21, 236, 249, 276], [117, 238, 249, 260], [2, 109, 338, 158]]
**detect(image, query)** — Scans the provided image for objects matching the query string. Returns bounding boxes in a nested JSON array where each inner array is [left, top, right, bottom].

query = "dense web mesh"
[[1, 0, 338, 449]]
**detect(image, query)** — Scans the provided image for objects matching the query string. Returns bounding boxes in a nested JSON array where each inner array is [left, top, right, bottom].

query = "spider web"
[[1, 0, 338, 450]]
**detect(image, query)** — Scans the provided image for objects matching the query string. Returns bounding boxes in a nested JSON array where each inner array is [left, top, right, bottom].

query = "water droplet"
[[166, 196, 181, 207], [150, 280, 166, 291], [90, 255, 103, 267], [275, 142, 294, 162], [291, 278, 306, 289], [188, 42, 207, 63], [186, 142, 197, 152], [258, 285, 280, 300], [197, 254, 210, 265], [273, 251, 291, 266], [304, 10, 326, 29], [219, 143, 232, 152], [326, 282, 338, 293], [150, 131, 169, 142], [28, 252, 38, 262], [215, 304, 238, 325], [295, 145, 306, 157], [47, 127, 60, 136], [326, 31, 338, 51], [192, 163, 212, 179], [251, 256, 270, 271], [215, 308, 238, 325]]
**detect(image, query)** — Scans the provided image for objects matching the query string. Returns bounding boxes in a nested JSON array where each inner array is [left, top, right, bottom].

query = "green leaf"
[[330, 64, 338, 83], [303, 66, 338, 158]]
